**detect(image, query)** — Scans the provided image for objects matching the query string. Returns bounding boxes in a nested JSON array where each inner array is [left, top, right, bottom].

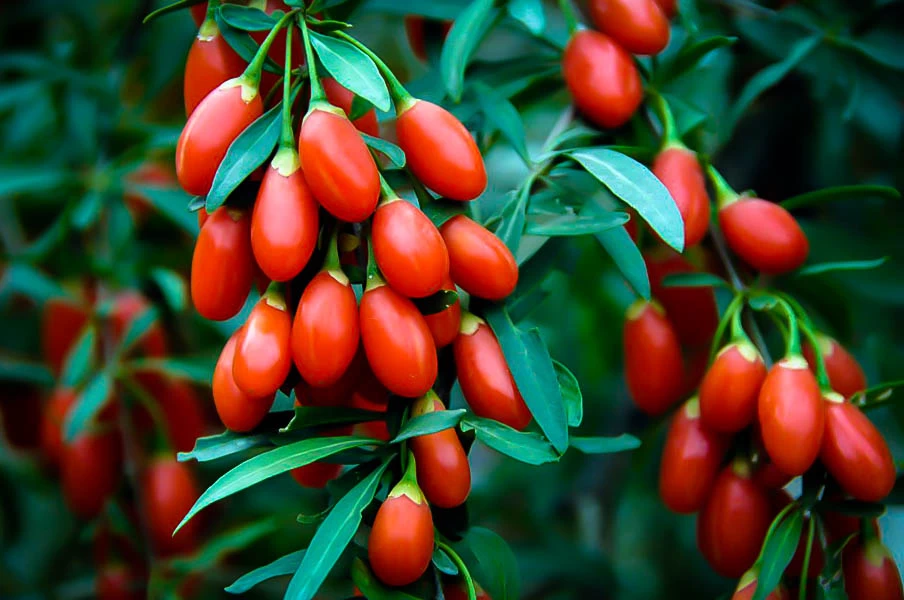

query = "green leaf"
[[216, 13, 284, 73], [151, 268, 188, 313], [391, 409, 467, 444], [507, 0, 545, 35], [310, 31, 391, 112], [570, 434, 641, 454], [658, 35, 737, 83], [0, 263, 67, 305], [495, 187, 529, 256], [835, 30, 904, 71], [178, 431, 273, 463], [350, 557, 422, 600], [460, 415, 559, 465], [63, 372, 113, 442], [484, 306, 568, 452], [815, 499, 886, 518], [116, 308, 159, 357], [568, 148, 684, 252], [360, 133, 406, 168], [177, 436, 376, 531], [458, 527, 520, 600], [59, 325, 96, 389], [205, 102, 283, 213], [71, 190, 104, 231], [780, 184, 900, 210], [661, 272, 731, 288], [748, 293, 780, 311], [0, 167, 74, 197], [525, 211, 629, 237], [591, 222, 650, 299], [143, 0, 205, 23], [751, 510, 803, 600], [433, 547, 459, 575], [0, 355, 53, 386], [412, 289, 458, 316], [348, 94, 374, 121], [136, 185, 199, 236], [422, 198, 468, 228], [285, 459, 392, 600], [282, 405, 386, 431], [226, 549, 304, 594], [218, 4, 277, 31], [169, 519, 277, 576], [553, 360, 582, 428], [473, 82, 529, 164], [127, 354, 218, 386], [440, 0, 500, 101], [797, 257, 888, 277]]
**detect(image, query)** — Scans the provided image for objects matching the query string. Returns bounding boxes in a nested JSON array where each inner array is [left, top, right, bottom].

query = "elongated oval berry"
[[696, 461, 772, 578], [440, 215, 518, 300], [322, 77, 379, 137], [423, 275, 461, 348], [843, 537, 904, 600], [213, 330, 274, 432], [645, 249, 719, 348], [562, 30, 643, 129], [61, 430, 122, 519], [652, 146, 711, 247], [623, 300, 684, 415], [699, 342, 767, 432], [360, 284, 437, 397], [803, 334, 867, 398], [368, 472, 434, 586], [299, 108, 379, 222], [659, 397, 729, 514], [292, 271, 360, 388], [731, 571, 789, 600], [42, 297, 90, 376], [373, 198, 450, 298], [233, 294, 292, 398], [396, 99, 486, 201], [719, 198, 809, 274], [96, 563, 145, 600], [41, 387, 77, 468], [757, 355, 824, 475], [590, 0, 670, 55], [176, 79, 263, 196], [453, 314, 531, 430], [251, 151, 319, 282], [820, 393, 895, 502], [191, 208, 254, 321], [410, 393, 471, 508], [183, 20, 245, 115], [143, 457, 200, 557]]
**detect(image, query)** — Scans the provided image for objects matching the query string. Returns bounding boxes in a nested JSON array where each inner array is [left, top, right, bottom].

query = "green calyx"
[[263, 284, 286, 311], [459, 311, 485, 336], [364, 235, 385, 292], [389, 452, 426, 504], [321, 223, 349, 286], [650, 90, 685, 151], [707, 165, 741, 210], [411, 390, 441, 418], [271, 146, 300, 177]]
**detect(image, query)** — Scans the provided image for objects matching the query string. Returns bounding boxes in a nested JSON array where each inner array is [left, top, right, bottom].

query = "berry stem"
[[649, 90, 682, 150], [436, 540, 478, 600], [776, 298, 802, 357], [199, 0, 223, 37], [279, 22, 295, 149], [241, 9, 300, 97], [706, 164, 740, 209], [378, 174, 397, 203], [299, 14, 326, 105], [364, 231, 385, 292], [729, 300, 750, 343], [798, 322, 832, 390], [332, 30, 414, 112], [557, 0, 581, 36], [707, 293, 744, 365]]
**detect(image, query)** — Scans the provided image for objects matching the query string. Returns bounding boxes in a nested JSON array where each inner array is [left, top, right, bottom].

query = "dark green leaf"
[[460, 415, 559, 465], [361, 133, 406, 168], [748, 294, 780, 311], [127, 354, 218, 386], [495, 188, 529, 256], [459, 527, 520, 600], [797, 257, 888, 277], [553, 360, 582, 428], [63, 372, 113, 442], [350, 557, 422, 600], [391, 409, 467, 443], [835, 31, 904, 72], [348, 94, 374, 121], [136, 185, 199, 236], [568, 148, 684, 252], [169, 519, 277, 575], [856, 380, 904, 411], [219, 4, 276, 31], [285, 459, 392, 599], [0, 355, 53, 386], [178, 431, 273, 463], [151, 268, 188, 313], [143, 0, 206, 24], [440, 0, 500, 101], [422, 198, 468, 228], [282, 405, 386, 431], [0, 264, 68, 305], [661, 272, 731, 289], [592, 222, 649, 299], [525, 211, 629, 237], [226, 549, 305, 594], [780, 185, 900, 210], [216, 13, 284, 73], [178, 436, 377, 530], [433, 547, 459, 576], [658, 35, 737, 83], [71, 190, 104, 231], [59, 325, 96, 389], [473, 82, 529, 164], [116, 308, 159, 357], [412, 289, 459, 316], [0, 167, 75, 197], [570, 434, 640, 454], [507, 0, 545, 35], [751, 510, 803, 600], [815, 499, 886, 518], [310, 31, 391, 112]]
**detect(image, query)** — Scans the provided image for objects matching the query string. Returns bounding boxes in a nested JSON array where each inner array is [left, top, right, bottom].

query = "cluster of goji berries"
[[178, 2, 534, 593]]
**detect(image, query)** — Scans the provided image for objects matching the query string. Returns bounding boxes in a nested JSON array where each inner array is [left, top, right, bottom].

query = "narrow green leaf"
[[473, 82, 530, 164], [169, 519, 277, 575], [151, 268, 188, 312], [127, 354, 218, 386], [0, 355, 53, 386], [63, 372, 113, 442], [348, 94, 374, 121], [178, 431, 273, 463], [751, 510, 803, 600], [391, 409, 467, 444], [285, 459, 392, 600], [226, 549, 305, 594], [553, 360, 582, 428], [72, 190, 104, 231], [422, 198, 468, 228], [440, 0, 500, 101], [433, 547, 459, 576], [856, 379, 904, 411], [219, 4, 277, 31], [136, 185, 199, 236], [814, 499, 886, 518], [568, 148, 684, 251], [412, 289, 458, 316], [797, 257, 888, 277], [780, 184, 900, 210], [460, 415, 559, 465], [661, 272, 731, 289], [59, 325, 97, 389], [507, 0, 545, 34], [144, 0, 205, 24], [310, 31, 391, 112], [216, 13, 284, 73], [658, 35, 737, 83], [0, 263, 68, 305], [0, 167, 74, 197], [116, 308, 159, 356], [525, 211, 629, 237], [458, 527, 520, 600], [282, 405, 385, 431], [351, 557, 422, 600], [495, 188, 529, 256], [205, 102, 283, 213], [570, 434, 640, 454], [360, 133, 406, 168], [585, 204, 649, 299]]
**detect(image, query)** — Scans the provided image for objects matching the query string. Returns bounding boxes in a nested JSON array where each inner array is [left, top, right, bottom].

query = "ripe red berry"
[[176, 79, 264, 196], [820, 392, 895, 502], [299, 107, 379, 222], [233, 293, 293, 398], [645, 249, 719, 348], [61, 430, 122, 519], [699, 342, 767, 433], [409, 393, 471, 508], [440, 215, 518, 300], [191, 208, 254, 321], [190, 3, 207, 27], [96, 563, 146, 600], [41, 296, 90, 376], [143, 457, 200, 557], [360, 283, 438, 397], [292, 271, 360, 388], [213, 329, 274, 432], [562, 30, 643, 129], [322, 77, 379, 137], [368, 476, 434, 587], [659, 397, 729, 514], [843, 537, 904, 600], [395, 99, 487, 201], [373, 198, 450, 298], [423, 275, 461, 348], [757, 355, 825, 475], [803, 334, 867, 398], [453, 313, 531, 430], [654, 0, 677, 18], [251, 152, 319, 282], [40, 387, 77, 468], [696, 461, 773, 578], [719, 198, 809, 274], [589, 0, 670, 55], [652, 146, 711, 247], [183, 20, 245, 115], [622, 300, 684, 415]]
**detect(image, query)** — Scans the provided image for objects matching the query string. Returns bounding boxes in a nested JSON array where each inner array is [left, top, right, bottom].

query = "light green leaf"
[[59, 325, 97, 389], [661, 272, 731, 289], [460, 415, 559, 465], [780, 185, 900, 210], [473, 82, 529, 164], [178, 431, 273, 463], [553, 360, 582, 428], [751, 510, 803, 600], [507, 0, 545, 35], [63, 372, 113, 442], [797, 257, 888, 277], [391, 409, 467, 443], [151, 268, 188, 312], [525, 211, 629, 237], [570, 434, 640, 454], [360, 133, 406, 168], [226, 549, 304, 594], [440, 0, 500, 101], [310, 31, 391, 112]]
